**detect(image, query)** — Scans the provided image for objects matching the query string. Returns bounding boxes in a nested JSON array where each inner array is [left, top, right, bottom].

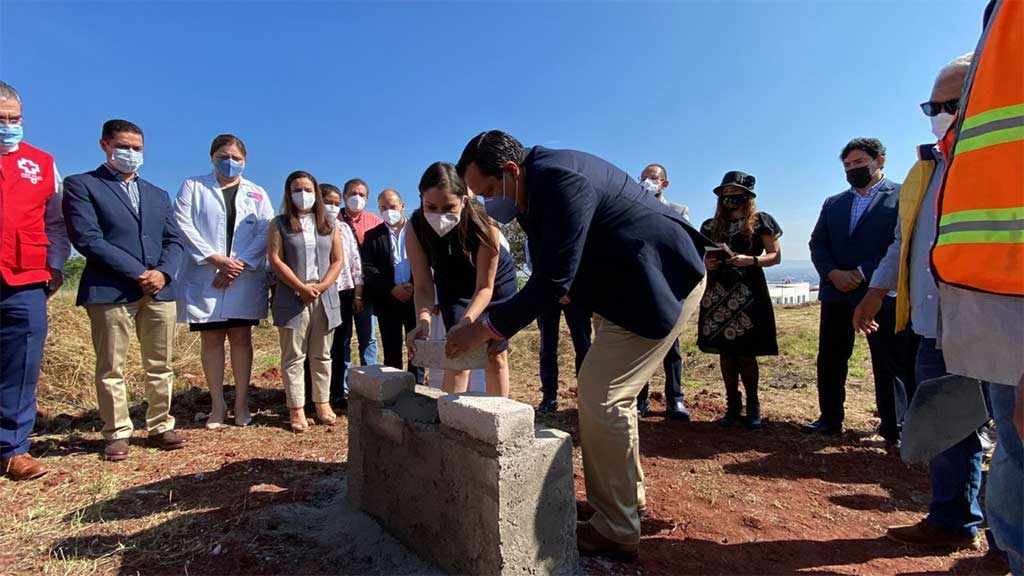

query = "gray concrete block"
[[349, 366, 415, 403], [411, 339, 488, 371], [438, 394, 535, 447], [414, 385, 446, 401], [367, 408, 404, 444], [348, 369, 579, 575]]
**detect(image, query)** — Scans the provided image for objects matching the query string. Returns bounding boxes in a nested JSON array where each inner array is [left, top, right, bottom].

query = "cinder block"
[[349, 366, 415, 402], [414, 385, 447, 401], [411, 339, 488, 371], [367, 408, 404, 444], [438, 394, 535, 447]]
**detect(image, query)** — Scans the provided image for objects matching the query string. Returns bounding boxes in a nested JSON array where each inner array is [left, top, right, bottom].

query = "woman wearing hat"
[[698, 171, 782, 430]]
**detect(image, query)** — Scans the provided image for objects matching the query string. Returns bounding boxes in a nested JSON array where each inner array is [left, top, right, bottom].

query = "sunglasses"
[[920, 99, 959, 117]]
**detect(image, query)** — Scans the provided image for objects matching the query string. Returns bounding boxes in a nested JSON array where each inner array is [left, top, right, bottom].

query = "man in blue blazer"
[[805, 138, 915, 444], [448, 131, 708, 560], [63, 119, 186, 461]]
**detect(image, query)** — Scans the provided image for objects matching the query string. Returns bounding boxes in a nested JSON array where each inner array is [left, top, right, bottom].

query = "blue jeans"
[[916, 338, 984, 536], [0, 282, 47, 460], [987, 383, 1023, 574], [342, 304, 378, 393]]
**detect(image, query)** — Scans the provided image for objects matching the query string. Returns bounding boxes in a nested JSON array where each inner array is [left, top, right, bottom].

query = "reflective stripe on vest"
[[932, 0, 1024, 296]]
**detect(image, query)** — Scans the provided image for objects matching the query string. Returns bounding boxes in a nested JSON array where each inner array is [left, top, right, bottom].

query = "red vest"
[[0, 142, 57, 286]]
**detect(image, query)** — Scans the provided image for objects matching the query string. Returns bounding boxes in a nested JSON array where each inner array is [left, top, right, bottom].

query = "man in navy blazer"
[[805, 138, 915, 445], [63, 119, 187, 461], [448, 131, 708, 560]]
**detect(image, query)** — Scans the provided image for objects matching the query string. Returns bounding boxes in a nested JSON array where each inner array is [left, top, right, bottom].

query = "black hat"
[[713, 171, 756, 197]]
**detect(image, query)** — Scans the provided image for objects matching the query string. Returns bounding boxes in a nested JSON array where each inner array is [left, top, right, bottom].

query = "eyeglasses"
[[920, 99, 959, 117]]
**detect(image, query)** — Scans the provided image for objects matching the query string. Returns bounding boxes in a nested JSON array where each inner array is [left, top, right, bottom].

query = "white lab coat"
[[174, 173, 275, 324]]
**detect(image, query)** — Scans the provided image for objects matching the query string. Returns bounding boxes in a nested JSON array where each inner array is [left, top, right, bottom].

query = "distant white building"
[[768, 281, 814, 305]]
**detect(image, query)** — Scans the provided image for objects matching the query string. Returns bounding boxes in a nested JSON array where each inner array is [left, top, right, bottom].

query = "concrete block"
[[438, 394, 535, 447], [367, 408, 404, 444], [349, 366, 415, 403], [414, 385, 446, 401], [411, 339, 488, 371]]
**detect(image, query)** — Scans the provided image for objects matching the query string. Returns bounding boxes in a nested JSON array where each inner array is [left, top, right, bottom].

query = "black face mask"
[[721, 196, 749, 210], [845, 165, 874, 189]]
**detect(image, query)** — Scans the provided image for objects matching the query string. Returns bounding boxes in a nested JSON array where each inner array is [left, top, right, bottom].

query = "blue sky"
[[3, 0, 987, 261]]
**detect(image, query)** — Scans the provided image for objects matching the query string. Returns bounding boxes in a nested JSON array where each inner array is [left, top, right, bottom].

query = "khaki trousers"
[[578, 280, 702, 546], [86, 296, 177, 441], [279, 300, 334, 408]]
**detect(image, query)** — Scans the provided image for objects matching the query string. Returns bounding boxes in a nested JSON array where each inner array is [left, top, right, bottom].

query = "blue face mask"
[[0, 124, 24, 147], [484, 173, 520, 225], [214, 157, 244, 179], [109, 147, 144, 174]]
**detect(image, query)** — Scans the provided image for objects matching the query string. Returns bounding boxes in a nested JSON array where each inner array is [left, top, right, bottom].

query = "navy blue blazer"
[[809, 178, 901, 304], [63, 165, 183, 306], [488, 147, 708, 341]]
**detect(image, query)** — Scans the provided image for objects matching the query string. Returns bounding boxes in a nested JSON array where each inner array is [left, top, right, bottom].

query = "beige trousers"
[[279, 300, 334, 408], [578, 278, 704, 546], [86, 296, 177, 440]]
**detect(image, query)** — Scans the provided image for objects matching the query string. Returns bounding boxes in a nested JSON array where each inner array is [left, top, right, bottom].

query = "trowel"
[[900, 375, 989, 464]]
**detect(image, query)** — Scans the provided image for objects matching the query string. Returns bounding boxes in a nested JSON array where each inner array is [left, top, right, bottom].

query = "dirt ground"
[[0, 303, 1007, 575]]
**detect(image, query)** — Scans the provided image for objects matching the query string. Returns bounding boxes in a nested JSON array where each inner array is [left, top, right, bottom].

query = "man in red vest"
[[0, 80, 71, 480]]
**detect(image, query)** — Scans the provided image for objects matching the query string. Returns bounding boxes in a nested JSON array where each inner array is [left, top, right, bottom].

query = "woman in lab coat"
[[174, 134, 275, 428]]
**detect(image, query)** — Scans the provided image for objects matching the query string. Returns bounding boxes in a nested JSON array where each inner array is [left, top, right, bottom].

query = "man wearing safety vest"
[[0, 81, 71, 481], [853, 54, 987, 551], [931, 0, 1023, 571]]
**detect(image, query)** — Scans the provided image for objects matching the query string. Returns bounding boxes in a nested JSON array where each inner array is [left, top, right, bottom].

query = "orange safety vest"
[[931, 0, 1024, 296]]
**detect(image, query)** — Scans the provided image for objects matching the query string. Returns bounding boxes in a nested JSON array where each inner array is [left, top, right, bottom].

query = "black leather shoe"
[[666, 400, 691, 421], [537, 398, 558, 414], [801, 419, 841, 436], [637, 401, 650, 418]]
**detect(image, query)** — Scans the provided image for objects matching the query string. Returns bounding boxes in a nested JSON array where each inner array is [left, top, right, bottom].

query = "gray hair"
[[938, 52, 973, 80], [0, 81, 21, 104]]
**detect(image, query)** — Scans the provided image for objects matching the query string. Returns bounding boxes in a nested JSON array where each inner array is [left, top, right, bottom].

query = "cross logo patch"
[[17, 158, 42, 185]]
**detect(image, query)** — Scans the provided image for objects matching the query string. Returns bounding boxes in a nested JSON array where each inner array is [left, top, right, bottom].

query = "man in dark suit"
[[63, 119, 186, 462], [805, 137, 914, 445], [361, 189, 423, 384], [448, 131, 707, 561]]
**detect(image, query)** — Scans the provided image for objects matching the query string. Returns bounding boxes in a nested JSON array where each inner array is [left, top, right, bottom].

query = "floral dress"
[[697, 212, 782, 356]]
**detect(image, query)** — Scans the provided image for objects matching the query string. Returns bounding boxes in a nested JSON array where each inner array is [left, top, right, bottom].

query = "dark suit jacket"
[[361, 222, 403, 313], [63, 165, 183, 305], [809, 178, 901, 304], [488, 147, 708, 341]]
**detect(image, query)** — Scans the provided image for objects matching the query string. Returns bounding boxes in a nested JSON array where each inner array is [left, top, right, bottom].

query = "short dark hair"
[[342, 178, 368, 197], [840, 137, 886, 161], [102, 119, 144, 141], [643, 163, 668, 179], [209, 134, 246, 158], [455, 130, 525, 178]]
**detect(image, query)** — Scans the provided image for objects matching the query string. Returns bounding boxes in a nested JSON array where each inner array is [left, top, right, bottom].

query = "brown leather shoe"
[[104, 438, 130, 461], [576, 521, 638, 562], [2, 454, 49, 481], [885, 519, 981, 550], [147, 430, 187, 451], [576, 500, 648, 522]]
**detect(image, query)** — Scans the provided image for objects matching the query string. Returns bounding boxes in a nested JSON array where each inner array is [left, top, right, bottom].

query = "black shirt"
[[222, 184, 239, 255]]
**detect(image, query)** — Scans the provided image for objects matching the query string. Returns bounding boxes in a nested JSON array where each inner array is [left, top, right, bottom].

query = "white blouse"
[[336, 224, 363, 291], [300, 214, 319, 282]]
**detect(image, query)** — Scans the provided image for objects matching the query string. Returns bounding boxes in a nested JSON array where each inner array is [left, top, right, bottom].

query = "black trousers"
[[538, 301, 593, 397], [376, 297, 424, 385], [816, 297, 911, 439]]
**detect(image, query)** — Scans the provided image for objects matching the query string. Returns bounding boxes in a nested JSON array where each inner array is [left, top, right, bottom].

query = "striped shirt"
[[848, 177, 885, 234], [103, 163, 140, 213]]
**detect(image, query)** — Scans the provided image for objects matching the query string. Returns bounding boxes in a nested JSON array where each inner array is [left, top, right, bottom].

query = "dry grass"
[[1, 294, 907, 576]]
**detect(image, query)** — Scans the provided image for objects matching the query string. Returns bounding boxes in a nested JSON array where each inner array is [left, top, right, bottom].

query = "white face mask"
[[346, 195, 366, 213], [382, 209, 403, 227], [324, 204, 342, 220], [931, 112, 955, 141], [291, 190, 316, 211], [640, 178, 662, 196], [425, 211, 460, 237]]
